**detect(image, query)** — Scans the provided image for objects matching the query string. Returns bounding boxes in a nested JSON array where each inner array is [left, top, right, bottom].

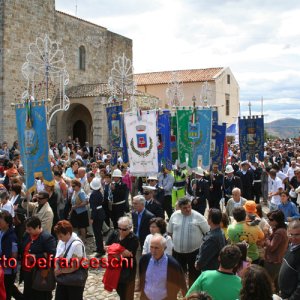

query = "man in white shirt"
[[226, 188, 247, 217], [0, 190, 14, 217], [268, 169, 284, 211], [287, 160, 297, 181], [167, 197, 209, 287]]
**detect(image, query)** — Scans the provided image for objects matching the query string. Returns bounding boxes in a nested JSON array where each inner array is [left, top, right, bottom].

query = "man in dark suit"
[[236, 161, 254, 200], [142, 185, 164, 219], [132, 195, 155, 248], [139, 234, 187, 300]]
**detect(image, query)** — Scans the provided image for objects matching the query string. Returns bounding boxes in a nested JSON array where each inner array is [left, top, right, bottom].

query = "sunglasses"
[[118, 227, 129, 231], [287, 233, 300, 238], [143, 192, 150, 195]]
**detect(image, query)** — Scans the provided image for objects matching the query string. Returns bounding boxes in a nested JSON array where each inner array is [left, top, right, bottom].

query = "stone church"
[[0, 0, 132, 147]]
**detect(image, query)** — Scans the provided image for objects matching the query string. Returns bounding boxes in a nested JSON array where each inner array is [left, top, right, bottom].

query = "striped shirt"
[[168, 210, 210, 253]]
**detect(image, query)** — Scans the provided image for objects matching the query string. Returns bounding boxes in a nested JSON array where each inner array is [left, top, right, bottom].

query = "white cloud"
[[56, 0, 300, 121]]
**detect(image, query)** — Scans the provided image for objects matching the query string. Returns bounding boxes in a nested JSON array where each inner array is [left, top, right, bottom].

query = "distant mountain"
[[265, 118, 300, 138]]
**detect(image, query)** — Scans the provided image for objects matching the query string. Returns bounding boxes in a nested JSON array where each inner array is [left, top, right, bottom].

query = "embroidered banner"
[[170, 112, 178, 164], [124, 110, 158, 175], [15, 100, 54, 193], [239, 116, 264, 162], [106, 105, 128, 165], [176, 107, 212, 169], [157, 110, 172, 171], [211, 123, 226, 170]]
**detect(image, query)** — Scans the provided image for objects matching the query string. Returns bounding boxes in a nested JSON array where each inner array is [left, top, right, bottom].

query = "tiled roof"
[[66, 83, 156, 98], [134, 68, 224, 85]]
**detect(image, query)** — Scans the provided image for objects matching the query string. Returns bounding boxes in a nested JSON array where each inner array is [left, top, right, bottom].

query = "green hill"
[[265, 118, 300, 138]]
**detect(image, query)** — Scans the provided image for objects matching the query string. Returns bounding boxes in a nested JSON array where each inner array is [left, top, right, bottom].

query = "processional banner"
[[170, 113, 178, 164], [239, 116, 264, 162], [211, 123, 226, 170], [124, 110, 158, 175], [15, 100, 53, 193], [106, 105, 128, 165], [176, 107, 212, 169], [157, 110, 172, 171]]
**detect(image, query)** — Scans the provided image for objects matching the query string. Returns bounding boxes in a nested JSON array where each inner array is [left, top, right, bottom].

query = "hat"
[[225, 165, 234, 174], [195, 167, 205, 176], [244, 201, 257, 214], [241, 161, 249, 166], [147, 176, 158, 181], [90, 178, 101, 190], [112, 169, 122, 178], [142, 185, 156, 191]]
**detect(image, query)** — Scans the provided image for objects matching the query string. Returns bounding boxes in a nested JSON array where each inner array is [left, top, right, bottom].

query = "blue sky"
[[56, 0, 300, 122]]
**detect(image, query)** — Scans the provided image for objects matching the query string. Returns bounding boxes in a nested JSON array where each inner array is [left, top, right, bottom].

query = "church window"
[[79, 46, 86, 70], [225, 94, 230, 116]]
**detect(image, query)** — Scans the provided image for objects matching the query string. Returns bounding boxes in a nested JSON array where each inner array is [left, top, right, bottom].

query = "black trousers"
[[23, 270, 52, 300], [92, 216, 104, 253], [116, 278, 135, 300], [173, 249, 200, 288], [4, 273, 15, 300], [162, 195, 173, 219], [55, 284, 84, 300]]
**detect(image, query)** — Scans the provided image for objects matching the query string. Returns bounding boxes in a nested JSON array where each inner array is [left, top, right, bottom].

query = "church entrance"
[[63, 103, 93, 146], [73, 120, 86, 146]]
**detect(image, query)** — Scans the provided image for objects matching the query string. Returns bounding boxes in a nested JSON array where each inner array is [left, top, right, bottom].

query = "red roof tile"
[[134, 68, 224, 85]]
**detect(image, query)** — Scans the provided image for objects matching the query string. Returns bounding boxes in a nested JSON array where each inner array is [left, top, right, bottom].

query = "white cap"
[[195, 167, 205, 176], [225, 165, 234, 174], [90, 178, 101, 190], [112, 169, 122, 178], [147, 176, 158, 181]]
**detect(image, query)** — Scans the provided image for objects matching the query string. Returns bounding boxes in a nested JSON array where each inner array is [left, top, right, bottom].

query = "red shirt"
[[0, 266, 6, 300]]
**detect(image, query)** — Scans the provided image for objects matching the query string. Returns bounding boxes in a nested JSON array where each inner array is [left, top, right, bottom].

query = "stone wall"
[[1, 0, 132, 145], [2, 0, 56, 144], [0, 0, 4, 142]]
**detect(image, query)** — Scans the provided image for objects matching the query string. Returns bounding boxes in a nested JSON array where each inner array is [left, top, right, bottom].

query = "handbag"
[[32, 268, 56, 291], [55, 239, 88, 287]]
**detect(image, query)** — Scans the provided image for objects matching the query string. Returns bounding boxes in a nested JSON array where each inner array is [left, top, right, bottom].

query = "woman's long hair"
[[240, 265, 273, 300]]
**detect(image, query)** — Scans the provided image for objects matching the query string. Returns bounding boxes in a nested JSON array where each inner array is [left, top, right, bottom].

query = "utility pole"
[[248, 101, 252, 117]]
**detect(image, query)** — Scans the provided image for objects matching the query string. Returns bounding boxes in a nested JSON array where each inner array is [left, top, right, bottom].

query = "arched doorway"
[[73, 120, 86, 146]]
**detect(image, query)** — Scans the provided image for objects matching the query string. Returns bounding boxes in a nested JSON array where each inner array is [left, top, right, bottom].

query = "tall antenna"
[[261, 96, 264, 115], [75, 0, 78, 16], [248, 101, 252, 117]]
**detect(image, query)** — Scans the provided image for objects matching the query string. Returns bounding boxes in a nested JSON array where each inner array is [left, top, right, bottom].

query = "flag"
[[239, 116, 264, 162], [15, 100, 53, 193], [106, 105, 128, 165], [157, 110, 172, 171], [176, 107, 212, 169], [124, 110, 158, 175], [211, 123, 226, 170]]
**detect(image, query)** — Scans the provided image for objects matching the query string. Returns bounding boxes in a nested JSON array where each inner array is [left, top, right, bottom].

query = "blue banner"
[[157, 110, 172, 171], [194, 108, 212, 169], [239, 116, 264, 162], [15, 101, 53, 193], [212, 109, 219, 125], [106, 105, 128, 165], [211, 123, 226, 170]]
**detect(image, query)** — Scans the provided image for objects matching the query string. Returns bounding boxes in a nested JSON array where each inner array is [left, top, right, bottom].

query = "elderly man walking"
[[168, 197, 210, 287]]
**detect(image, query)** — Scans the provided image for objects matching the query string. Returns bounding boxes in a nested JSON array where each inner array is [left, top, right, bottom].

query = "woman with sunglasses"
[[264, 210, 289, 292], [105, 216, 139, 300]]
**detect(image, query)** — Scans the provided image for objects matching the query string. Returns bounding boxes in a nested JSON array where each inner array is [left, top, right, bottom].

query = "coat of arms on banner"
[[130, 124, 153, 157], [188, 122, 200, 140], [247, 127, 256, 145]]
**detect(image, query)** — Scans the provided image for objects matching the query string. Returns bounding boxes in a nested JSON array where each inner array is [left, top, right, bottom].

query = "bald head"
[[150, 233, 166, 260]]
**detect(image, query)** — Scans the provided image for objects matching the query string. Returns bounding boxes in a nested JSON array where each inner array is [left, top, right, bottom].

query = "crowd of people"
[[0, 137, 300, 300]]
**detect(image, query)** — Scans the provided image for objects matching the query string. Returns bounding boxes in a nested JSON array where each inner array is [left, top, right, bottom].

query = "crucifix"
[[248, 101, 252, 117]]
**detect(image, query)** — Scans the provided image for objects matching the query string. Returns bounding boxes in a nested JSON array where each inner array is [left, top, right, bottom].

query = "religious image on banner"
[[106, 105, 128, 165], [170, 113, 178, 163], [15, 100, 54, 193], [211, 123, 226, 170], [239, 116, 264, 162], [157, 110, 172, 171], [176, 108, 212, 170], [124, 110, 158, 175]]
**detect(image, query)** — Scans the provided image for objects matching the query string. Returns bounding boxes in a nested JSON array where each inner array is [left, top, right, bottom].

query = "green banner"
[[176, 108, 193, 168]]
